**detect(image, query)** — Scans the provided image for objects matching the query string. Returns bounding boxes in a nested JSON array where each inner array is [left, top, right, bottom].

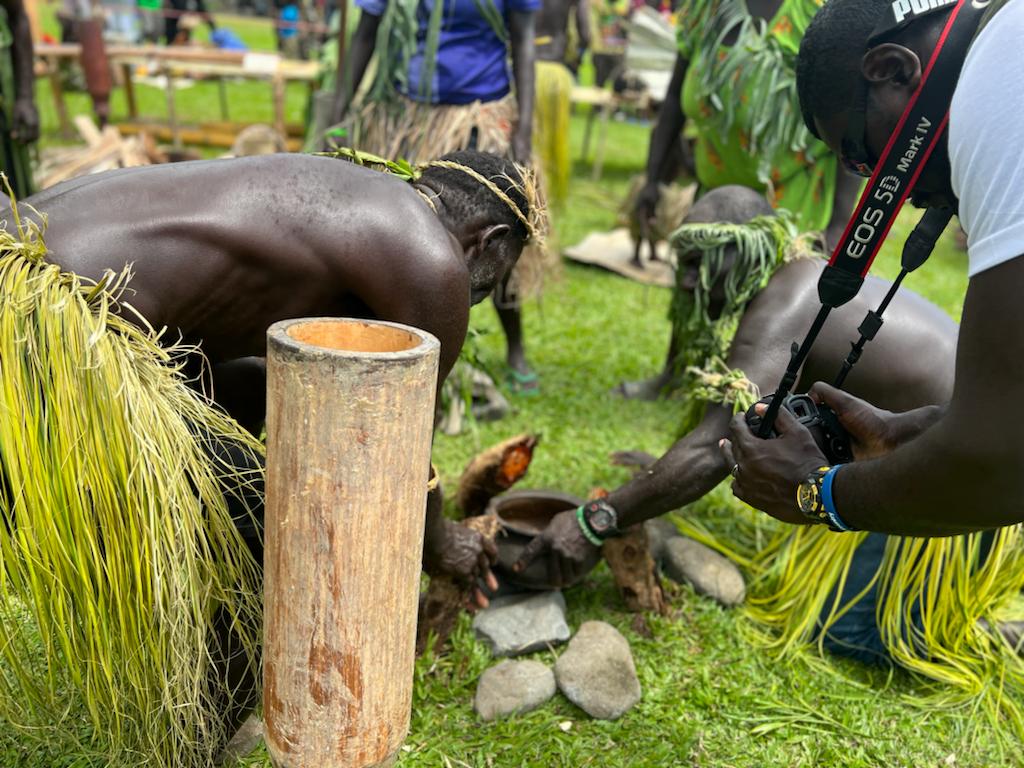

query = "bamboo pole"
[[264, 318, 439, 768]]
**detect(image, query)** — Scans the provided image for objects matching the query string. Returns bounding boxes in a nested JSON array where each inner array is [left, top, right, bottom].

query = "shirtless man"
[[17, 149, 536, 590], [515, 187, 956, 617], [535, 0, 590, 71]]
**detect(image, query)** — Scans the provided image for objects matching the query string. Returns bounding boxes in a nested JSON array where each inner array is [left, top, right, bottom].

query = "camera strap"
[[756, 0, 984, 437]]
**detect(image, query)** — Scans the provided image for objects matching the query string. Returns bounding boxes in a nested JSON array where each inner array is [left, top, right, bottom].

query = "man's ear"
[[861, 44, 922, 91], [475, 223, 511, 256]]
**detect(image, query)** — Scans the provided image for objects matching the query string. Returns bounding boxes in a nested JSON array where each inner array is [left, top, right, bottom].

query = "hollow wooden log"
[[264, 318, 439, 768]]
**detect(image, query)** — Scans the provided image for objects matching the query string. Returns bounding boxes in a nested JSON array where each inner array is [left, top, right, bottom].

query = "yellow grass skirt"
[[533, 61, 572, 210], [673, 492, 1024, 747], [0, 204, 264, 766]]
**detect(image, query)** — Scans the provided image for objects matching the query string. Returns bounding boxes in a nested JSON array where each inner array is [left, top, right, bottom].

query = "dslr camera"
[[744, 394, 853, 465]]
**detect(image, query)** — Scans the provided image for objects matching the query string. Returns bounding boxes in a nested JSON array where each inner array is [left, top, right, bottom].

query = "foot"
[[609, 450, 659, 470], [505, 367, 540, 395], [614, 370, 672, 401]]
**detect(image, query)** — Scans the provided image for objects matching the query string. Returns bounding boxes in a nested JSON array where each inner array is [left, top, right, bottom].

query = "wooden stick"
[[121, 63, 137, 119], [264, 318, 439, 768], [46, 55, 73, 139], [117, 121, 305, 151], [39, 133, 122, 188], [73, 114, 103, 147], [272, 73, 287, 145]]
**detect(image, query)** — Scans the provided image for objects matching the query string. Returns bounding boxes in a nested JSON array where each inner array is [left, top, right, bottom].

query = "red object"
[[76, 18, 113, 127]]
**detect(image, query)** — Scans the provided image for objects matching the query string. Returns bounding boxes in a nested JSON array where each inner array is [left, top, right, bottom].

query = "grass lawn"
[[4, 14, 1001, 767]]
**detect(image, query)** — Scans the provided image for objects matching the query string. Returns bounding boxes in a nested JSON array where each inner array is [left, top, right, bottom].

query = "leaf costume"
[[677, 0, 836, 232]]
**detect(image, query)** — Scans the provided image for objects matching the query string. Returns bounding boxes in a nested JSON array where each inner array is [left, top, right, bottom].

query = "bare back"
[[733, 259, 958, 410], [16, 155, 469, 369]]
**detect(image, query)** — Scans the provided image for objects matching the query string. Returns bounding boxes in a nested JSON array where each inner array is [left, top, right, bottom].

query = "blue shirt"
[[356, 0, 540, 105]]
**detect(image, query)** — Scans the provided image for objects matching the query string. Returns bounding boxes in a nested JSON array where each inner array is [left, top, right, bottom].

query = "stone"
[[474, 659, 556, 720], [216, 714, 263, 764], [662, 536, 746, 607], [473, 591, 571, 657], [554, 621, 641, 720], [644, 516, 681, 562]]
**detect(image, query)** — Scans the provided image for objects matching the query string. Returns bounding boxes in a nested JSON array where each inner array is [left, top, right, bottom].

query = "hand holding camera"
[[745, 393, 854, 465]]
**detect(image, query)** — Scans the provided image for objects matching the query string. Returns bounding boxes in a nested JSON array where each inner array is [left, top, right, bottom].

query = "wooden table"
[[35, 44, 320, 149]]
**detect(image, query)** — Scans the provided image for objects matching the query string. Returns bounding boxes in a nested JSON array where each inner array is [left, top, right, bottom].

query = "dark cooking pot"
[[487, 489, 601, 590]]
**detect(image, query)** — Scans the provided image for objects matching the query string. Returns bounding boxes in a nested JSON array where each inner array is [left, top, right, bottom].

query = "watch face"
[[797, 482, 819, 514], [589, 508, 613, 533]]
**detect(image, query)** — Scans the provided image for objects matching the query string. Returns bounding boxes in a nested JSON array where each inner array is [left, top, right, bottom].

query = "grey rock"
[[554, 621, 641, 720], [662, 536, 746, 607], [216, 714, 263, 764], [474, 659, 557, 720], [644, 516, 681, 562], [473, 591, 571, 657]]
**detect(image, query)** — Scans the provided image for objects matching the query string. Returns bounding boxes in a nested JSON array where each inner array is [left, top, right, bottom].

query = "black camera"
[[744, 394, 853, 465]]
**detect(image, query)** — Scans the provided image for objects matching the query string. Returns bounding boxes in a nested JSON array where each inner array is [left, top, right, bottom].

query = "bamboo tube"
[[264, 318, 440, 768]]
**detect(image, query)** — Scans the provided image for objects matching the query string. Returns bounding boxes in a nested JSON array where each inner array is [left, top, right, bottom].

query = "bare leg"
[[648, 237, 665, 263], [631, 235, 644, 269], [494, 273, 538, 393]]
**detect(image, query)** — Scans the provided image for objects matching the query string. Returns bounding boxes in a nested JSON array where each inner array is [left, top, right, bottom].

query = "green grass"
[[6, 29, 997, 766]]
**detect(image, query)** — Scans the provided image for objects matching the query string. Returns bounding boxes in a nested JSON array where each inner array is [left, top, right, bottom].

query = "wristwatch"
[[796, 466, 833, 526], [576, 499, 620, 545]]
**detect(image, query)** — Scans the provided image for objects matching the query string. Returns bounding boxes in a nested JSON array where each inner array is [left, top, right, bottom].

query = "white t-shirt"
[[949, 0, 1024, 277]]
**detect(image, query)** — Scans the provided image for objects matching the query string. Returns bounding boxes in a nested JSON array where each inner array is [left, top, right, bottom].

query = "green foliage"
[[317, 146, 421, 179], [668, 213, 807, 432]]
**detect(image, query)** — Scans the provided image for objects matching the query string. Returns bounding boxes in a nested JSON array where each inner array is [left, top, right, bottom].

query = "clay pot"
[[488, 489, 601, 590]]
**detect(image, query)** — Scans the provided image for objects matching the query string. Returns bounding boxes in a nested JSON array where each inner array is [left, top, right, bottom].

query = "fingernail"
[[755, 404, 767, 414]]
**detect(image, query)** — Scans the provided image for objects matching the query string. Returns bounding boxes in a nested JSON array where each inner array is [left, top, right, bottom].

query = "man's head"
[[676, 186, 775, 318], [796, 0, 956, 208], [418, 151, 539, 305]]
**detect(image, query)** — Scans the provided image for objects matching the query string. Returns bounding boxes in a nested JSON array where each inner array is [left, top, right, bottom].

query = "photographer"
[[720, 0, 1024, 537]]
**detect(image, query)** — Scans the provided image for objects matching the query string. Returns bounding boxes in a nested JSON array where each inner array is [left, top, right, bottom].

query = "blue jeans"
[[820, 533, 895, 664], [821, 531, 994, 665]]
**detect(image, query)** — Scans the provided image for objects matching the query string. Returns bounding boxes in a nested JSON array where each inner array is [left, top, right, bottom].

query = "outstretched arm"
[[329, 6, 384, 126], [509, 10, 536, 163], [513, 279, 814, 587], [606, 407, 733, 528], [725, 255, 1024, 536]]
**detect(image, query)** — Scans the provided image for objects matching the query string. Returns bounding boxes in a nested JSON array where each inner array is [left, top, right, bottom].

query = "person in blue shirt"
[[329, 0, 543, 393]]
